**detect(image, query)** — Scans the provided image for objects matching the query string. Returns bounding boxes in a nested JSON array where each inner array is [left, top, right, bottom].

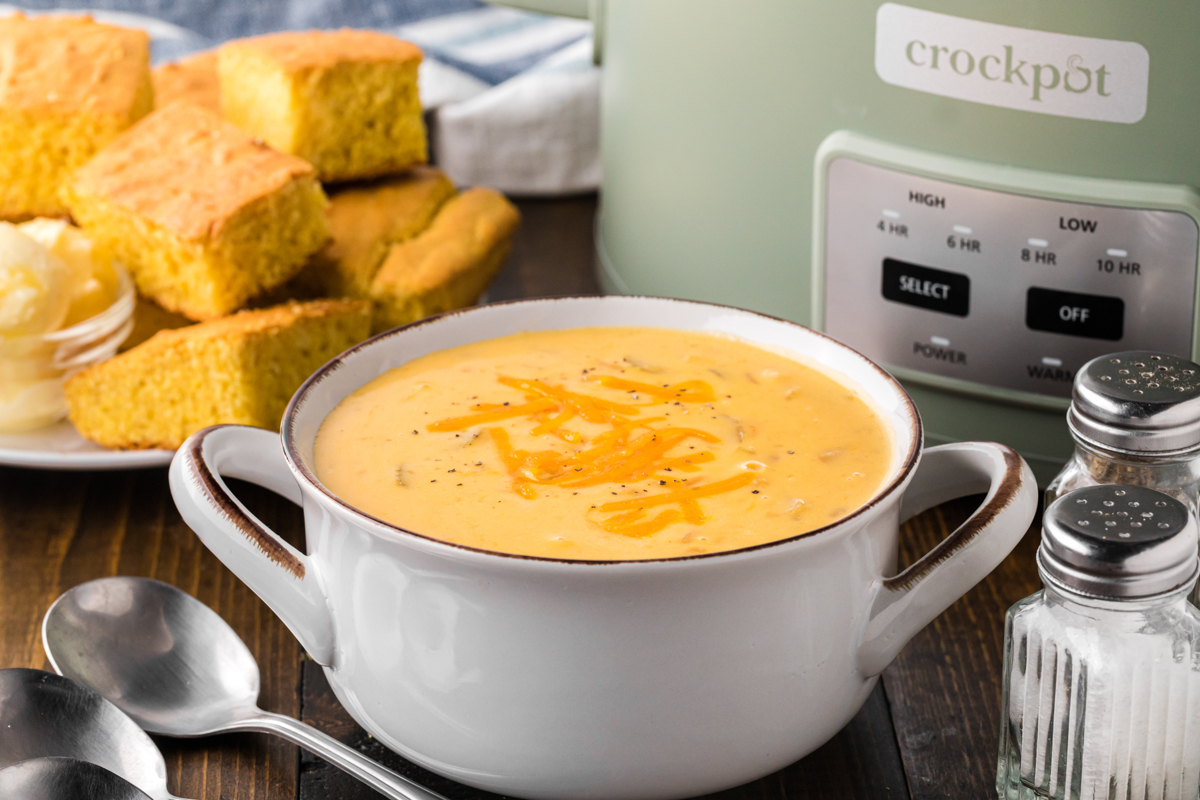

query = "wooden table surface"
[[0, 194, 1044, 800]]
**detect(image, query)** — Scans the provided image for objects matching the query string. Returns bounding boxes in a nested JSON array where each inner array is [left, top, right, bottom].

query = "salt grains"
[[999, 601, 1200, 799]]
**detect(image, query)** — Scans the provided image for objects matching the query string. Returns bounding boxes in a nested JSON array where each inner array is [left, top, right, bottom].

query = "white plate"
[[0, 420, 173, 470]]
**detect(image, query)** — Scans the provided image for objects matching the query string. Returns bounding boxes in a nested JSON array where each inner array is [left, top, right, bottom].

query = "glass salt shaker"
[[997, 484, 1200, 800], [1047, 351, 1200, 516]]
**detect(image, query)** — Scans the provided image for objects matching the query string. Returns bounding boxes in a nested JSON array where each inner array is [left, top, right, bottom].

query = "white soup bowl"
[[170, 296, 1036, 800]]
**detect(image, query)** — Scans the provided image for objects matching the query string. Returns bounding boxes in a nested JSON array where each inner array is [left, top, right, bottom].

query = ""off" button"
[[1025, 287, 1124, 341]]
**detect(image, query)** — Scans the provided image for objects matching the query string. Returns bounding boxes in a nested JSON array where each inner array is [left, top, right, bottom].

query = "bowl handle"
[[169, 425, 335, 665], [856, 442, 1036, 677]]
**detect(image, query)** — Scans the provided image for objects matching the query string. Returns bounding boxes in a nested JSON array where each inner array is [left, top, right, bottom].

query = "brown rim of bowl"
[[282, 296, 923, 566]]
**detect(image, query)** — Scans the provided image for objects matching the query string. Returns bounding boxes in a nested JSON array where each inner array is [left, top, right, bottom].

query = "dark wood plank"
[[488, 195, 602, 302], [883, 495, 1043, 800], [0, 466, 304, 800]]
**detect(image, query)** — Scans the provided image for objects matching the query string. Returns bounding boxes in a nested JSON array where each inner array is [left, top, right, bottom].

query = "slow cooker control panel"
[[821, 156, 1199, 401]]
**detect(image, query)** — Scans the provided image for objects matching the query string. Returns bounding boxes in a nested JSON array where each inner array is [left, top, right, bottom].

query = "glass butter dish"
[[0, 266, 133, 432], [0, 219, 134, 433]]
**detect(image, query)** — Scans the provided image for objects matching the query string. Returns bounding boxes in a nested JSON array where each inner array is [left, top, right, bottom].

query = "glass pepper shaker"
[[997, 484, 1200, 800], [1047, 351, 1200, 516]]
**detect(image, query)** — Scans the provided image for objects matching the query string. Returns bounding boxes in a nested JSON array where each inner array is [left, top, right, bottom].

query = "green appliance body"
[[586, 0, 1200, 484]]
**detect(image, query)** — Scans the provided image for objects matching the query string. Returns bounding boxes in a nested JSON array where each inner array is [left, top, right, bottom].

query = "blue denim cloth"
[[8, 1, 590, 86], [11, 0, 487, 64], [15, 0, 484, 40]]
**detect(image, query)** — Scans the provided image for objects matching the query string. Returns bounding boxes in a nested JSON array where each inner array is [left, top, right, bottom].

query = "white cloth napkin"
[[396, 7, 601, 195]]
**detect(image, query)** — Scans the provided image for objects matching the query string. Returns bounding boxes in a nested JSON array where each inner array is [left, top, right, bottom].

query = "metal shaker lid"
[[1068, 351, 1200, 455], [1039, 484, 1199, 599]]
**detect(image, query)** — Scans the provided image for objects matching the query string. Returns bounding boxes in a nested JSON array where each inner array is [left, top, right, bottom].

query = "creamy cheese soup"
[[314, 327, 892, 560]]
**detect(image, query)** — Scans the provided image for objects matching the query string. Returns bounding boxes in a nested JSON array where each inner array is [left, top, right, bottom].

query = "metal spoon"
[[0, 669, 186, 800], [0, 757, 153, 800], [43, 576, 447, 800]]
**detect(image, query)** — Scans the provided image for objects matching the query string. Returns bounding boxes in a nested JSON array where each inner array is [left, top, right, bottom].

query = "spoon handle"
[[244, 711, 449, 800]]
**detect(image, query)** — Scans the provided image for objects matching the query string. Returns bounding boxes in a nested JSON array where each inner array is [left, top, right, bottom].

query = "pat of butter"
[[18, 218, 119, 328], [0, 222, 70, 338]]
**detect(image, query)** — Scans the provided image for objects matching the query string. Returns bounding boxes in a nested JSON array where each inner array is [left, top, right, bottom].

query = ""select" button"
[[1025, 286, 1124, 341], [881, 258, 970, 317]]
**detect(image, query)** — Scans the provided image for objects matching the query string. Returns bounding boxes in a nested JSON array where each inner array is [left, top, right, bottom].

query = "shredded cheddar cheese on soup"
[[427, 374, 751, 536], [314, 327, 892, 560]]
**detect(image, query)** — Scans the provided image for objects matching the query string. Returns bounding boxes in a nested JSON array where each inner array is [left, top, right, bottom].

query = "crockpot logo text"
[[875, 4, 1149, 124], [903, 42, 1111, 103]]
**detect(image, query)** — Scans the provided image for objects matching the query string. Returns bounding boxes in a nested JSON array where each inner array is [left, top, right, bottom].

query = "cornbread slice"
[[290, 167, 456, 299], [370, 188, 520, 332], [0, 14, 152, 220], [218, 29, 426, 182], [152, 51, 220, 112], [120, 296, 193, 352], [65, 299, 371, 449], [65, 103, 330, 321]]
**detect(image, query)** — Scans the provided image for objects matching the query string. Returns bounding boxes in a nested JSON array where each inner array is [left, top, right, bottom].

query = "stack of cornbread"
[[0, 13, 519, 449]]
